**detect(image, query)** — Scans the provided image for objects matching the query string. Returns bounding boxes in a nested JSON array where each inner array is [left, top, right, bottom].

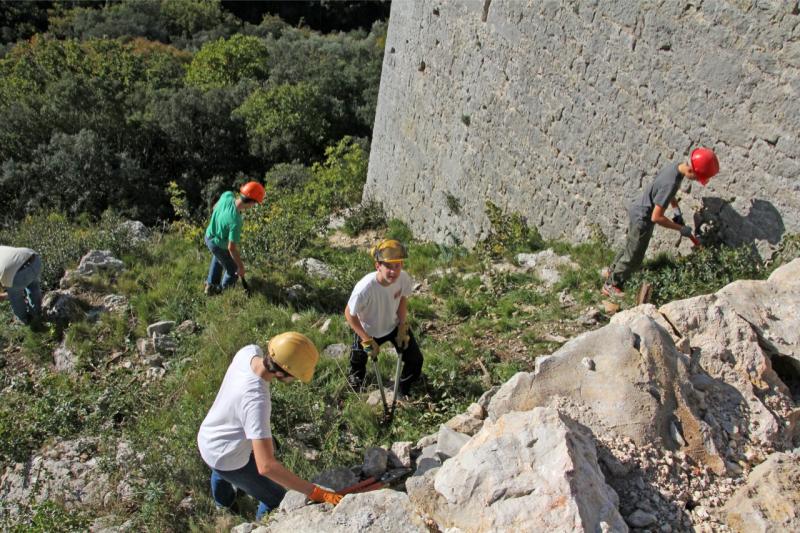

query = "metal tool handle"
[[371, 357, 388, 413]]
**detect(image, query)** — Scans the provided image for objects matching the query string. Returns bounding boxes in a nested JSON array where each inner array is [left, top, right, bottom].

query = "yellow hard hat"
[[371, 239, 408, 263], [268, 332, 319, 383]]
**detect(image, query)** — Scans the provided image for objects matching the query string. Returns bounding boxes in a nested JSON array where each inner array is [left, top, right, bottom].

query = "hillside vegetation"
[[1, 2, 798, 531]]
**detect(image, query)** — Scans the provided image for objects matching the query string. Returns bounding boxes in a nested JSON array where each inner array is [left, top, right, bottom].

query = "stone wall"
[[364, 0, 800, 255]]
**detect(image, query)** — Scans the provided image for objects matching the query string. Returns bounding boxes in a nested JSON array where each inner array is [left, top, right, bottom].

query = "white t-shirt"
[[197, 345, 272, 471], [348, 271, 414, 338]]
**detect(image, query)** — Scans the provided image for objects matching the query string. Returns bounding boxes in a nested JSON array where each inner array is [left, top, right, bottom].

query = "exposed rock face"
[[487, 317, 711, 462], [722, 451, 800, 532], [365, 1, 799, 255], [409, 408, 626, 532], [266, 490, 430, 533], [0, 438, 142, 511], [657, 258, 800, 452]]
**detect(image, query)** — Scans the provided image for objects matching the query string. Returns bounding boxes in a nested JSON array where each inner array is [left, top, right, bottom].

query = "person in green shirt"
[[204, 181, 265, 295]]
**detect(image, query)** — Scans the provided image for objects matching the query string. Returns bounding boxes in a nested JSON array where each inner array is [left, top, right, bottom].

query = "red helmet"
[[690, 148, 719, 186], [240, 181, 265, 203]]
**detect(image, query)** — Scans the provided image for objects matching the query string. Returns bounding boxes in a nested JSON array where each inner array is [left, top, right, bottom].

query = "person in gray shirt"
[[0, 246, 43, 327], [603, 148, 719, 296]]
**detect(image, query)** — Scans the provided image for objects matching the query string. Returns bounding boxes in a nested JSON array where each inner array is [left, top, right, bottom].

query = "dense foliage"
[[0, 0, 386, 227]]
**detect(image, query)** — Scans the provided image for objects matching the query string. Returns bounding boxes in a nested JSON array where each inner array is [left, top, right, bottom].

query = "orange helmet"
[[240, 181, 265, 203], [690, 148, 719, 186]]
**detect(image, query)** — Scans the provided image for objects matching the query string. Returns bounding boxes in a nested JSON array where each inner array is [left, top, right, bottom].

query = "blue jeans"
[[210, 453, 286, 520], [6, 254, 42, 325], [205, 236, 238, 290]]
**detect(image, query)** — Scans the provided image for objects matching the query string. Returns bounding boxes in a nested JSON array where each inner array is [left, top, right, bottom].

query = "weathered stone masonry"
[[364, 0, 799, 255]]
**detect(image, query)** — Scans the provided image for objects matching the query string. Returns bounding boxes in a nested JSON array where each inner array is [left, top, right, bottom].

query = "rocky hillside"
[[1, 228, 796, 532], [233, 259, 800, 532]]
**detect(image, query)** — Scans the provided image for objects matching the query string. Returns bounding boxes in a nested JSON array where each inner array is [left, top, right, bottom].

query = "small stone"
[[319, 318, 332, 333], [291, 313, 302, 323], [466, 402, 486, 420], [147, 320, 175, 338]]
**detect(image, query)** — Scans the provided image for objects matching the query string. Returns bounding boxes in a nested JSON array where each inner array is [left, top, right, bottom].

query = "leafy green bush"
[[385, 218, 414, 243], [185, 34, 269, 89], [343, 201, 386, 237], [767, 233, 800, 273], [244, 137, 369, 263], [629, 244, 765, 305], [0, 210, 149, 289], [476, 201, 544, 260], [235, 82, 331, 163], [0, 500, 90, 533]]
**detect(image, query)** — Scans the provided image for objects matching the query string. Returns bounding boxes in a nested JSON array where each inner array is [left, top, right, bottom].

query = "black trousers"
[[349, 326, 423, 395]]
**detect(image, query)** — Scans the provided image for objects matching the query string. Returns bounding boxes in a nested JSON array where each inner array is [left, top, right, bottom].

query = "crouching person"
[[197, 332, 342, 520]]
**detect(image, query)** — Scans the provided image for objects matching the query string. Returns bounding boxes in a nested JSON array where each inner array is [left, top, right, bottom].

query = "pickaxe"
[[337, 468, 412, 496]]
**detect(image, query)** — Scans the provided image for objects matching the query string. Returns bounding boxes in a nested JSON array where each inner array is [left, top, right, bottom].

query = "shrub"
[[476, 201, 544, 260], [185, 34, 269, 90], [0, 210, 148, 289], [343, 201, 386, 236], [629, 243, 765, 305]]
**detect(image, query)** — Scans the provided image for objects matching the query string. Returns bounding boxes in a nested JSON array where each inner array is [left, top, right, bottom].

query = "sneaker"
[[601, 282, 624, 297]]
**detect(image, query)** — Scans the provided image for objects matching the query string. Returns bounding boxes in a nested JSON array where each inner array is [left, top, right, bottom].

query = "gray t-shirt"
[[628, 163, 683, 222]]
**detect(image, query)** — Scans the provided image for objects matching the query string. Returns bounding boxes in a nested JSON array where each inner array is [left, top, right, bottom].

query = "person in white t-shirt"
[[344, 239, 424, 396], [197, 332, 342, 520]]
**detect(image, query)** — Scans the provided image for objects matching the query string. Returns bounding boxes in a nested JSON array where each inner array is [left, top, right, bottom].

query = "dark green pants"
[[609, 217, 654, 288]]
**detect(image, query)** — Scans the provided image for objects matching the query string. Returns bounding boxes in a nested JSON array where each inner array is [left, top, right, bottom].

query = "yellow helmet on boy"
[[371, 239, 408, 263]]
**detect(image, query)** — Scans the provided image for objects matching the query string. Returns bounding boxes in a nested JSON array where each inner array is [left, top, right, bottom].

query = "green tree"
[[0, 129, 160, 221], [184, 34, 269, 90], [234, 81, 330, 163], [160, 0, 227, 38]]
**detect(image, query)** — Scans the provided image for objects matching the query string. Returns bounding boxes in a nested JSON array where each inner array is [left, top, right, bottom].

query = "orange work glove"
[[309, 485, 343, 505], [361, 338, 380, 359], [395, 322, 410, 350]]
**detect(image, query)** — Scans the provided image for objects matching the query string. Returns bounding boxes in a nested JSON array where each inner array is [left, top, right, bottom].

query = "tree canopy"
[[0, 1, 387, 226]]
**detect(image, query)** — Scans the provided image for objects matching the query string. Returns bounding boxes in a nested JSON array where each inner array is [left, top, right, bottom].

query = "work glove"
[[395, 322, 410, 350], [309, 485, 343, 505], [679, 225, 694, 238], [671, 214, 685, 226], [361, 338, 380, 359]]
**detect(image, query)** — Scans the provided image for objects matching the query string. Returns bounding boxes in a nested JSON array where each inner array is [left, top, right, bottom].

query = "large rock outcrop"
[[486, 315, 722, 470], [408, 408, 626, 532], [365, 1, 799, 256], [265, 490, 430, 533]]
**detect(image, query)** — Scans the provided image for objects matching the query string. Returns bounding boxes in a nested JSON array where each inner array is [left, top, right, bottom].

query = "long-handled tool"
[[337, 468, 412, 496], [240, 276, 252, 297], [370, 349, 405, 426]]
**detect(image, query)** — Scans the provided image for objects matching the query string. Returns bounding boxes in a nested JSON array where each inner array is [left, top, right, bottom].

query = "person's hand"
[[395, 322, 410, 350], [679, 225, 693, 238], [237, 265, 246, 279], [309, 485, 343, 505], [361, 338, 380, 359]]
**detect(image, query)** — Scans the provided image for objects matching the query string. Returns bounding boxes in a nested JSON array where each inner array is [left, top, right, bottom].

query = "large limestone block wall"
[[364, 0, 800, 253]]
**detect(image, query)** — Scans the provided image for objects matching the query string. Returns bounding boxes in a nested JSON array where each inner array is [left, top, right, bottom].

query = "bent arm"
[[651, 204, 683, 231], [252, 438, 315, 495], [345, 305, 370, 342]]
